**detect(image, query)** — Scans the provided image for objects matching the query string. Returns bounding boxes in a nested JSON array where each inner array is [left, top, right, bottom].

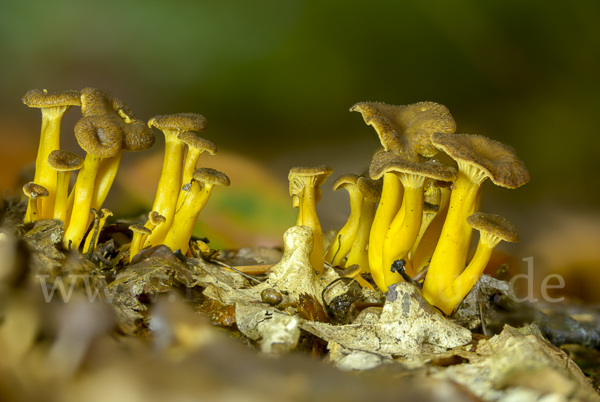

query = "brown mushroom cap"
[[47, 150, 84, 171], [193, 168, 230, 187], [288, 165, 333, 196], [178, 132, 218, 155], [149, 211, 166, 225], [129, 224, 152, 236], [149, 113, 208, 132], [351, 101, 456, 160], [431, 133, 530, 188], [121, 118, 155, 152], [357, 177, 383, 203], [332, 173, 359, 191], [369, 151, 457, 182], [23, 182, 49, 198], [74, 115, 123, 158], [22, 89, 81, 108], [80, 88, 134, 120], [467, 212, 520, 243]]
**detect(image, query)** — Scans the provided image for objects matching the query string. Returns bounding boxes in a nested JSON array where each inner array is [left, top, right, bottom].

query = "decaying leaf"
[[301, 282, 472, 357], [235, 302, 300, 354], [432, 324, 600, 401]]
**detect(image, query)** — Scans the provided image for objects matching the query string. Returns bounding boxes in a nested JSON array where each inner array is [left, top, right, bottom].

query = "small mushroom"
[[140, 211, 166, 246], [162, 168, 230, 254], [324, 174, 363, 267], [288, 165, 333, 273], [22, 89, 81, 219], [434, 212, 520, 314], [345, 177, 382, 275], [129, 224, 152, 262], [23, 182, 49, 223], [144, 113, 208, 247], [47, 150, 84, 222], [82, 208, 113, 254], [422, 134, 529, 304]]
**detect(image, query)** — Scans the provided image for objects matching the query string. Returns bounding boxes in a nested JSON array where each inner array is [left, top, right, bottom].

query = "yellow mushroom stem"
[[298, 183, 326, 274], [433, 231, 501, 315], [422, 165, 485, 304], [324, 187, 363, 267], [408, 208, 437, 263], [129, 227, 151, 262], [382, 176, 426, 284], [53, 170, 72, 222], [345, 197, 377, 274], [411, 187, 451, 272], [31, 106, 71, 220], [143, 130, 185, 247], [62, 155, 102, 250], [368, 172, 403, 291], [25, 195, 40, 223], [162, 181, 212, 255], [89, 152, 124, 215], [82, 208, 112, 254]]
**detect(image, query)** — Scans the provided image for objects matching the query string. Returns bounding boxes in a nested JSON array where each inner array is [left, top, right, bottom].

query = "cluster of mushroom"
[[22, 88, 229, 262], [289, 101, 529, 315]]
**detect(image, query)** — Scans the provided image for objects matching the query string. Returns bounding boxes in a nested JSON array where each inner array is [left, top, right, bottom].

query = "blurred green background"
[[1, 0, 600, 297]]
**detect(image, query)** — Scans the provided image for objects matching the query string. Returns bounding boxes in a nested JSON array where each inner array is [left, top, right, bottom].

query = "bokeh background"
[[1, 0, 599, 300]]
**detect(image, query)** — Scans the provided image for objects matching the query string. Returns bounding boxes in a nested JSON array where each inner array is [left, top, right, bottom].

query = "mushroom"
[[77, 88, 155, 215], [345, 177, 382, 275], [350, 101, 456, 161], [141, 211, 166, 246], [433, 212, 520, 314], [175, 132, 217, 211], [367, 152, 404, 291], [22, 182, 49, 223], [409, 202, 439, 262], [144, 113, 208, 247], [411, 181, 452, 273], [62, 115, 122, 249], [324, 174, 363, 267], [371, 152, 457, 288], [22, 89, 81, 219], [288, 165, 333, 273], [82, 208, 113, 254], [47, 150, 84, 223], [422, 134, 529, 304], [162, 168, 230, 255], [129, 224, 152, 262]]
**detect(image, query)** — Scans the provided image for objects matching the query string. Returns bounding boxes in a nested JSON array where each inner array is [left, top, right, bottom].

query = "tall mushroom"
[[144, 113, 208, 247], [324, 174, 363, 267], [422, 134, 529, 304], [345, 177, 382, 274], [77, 88, 155, 215], [288, 165, 333, 274], [162, 168, 230, 255], [434, 212, 520, 314], [47, 150, 84, 223], [62, 116, 122, 250], [22, 89, 81, 219]]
